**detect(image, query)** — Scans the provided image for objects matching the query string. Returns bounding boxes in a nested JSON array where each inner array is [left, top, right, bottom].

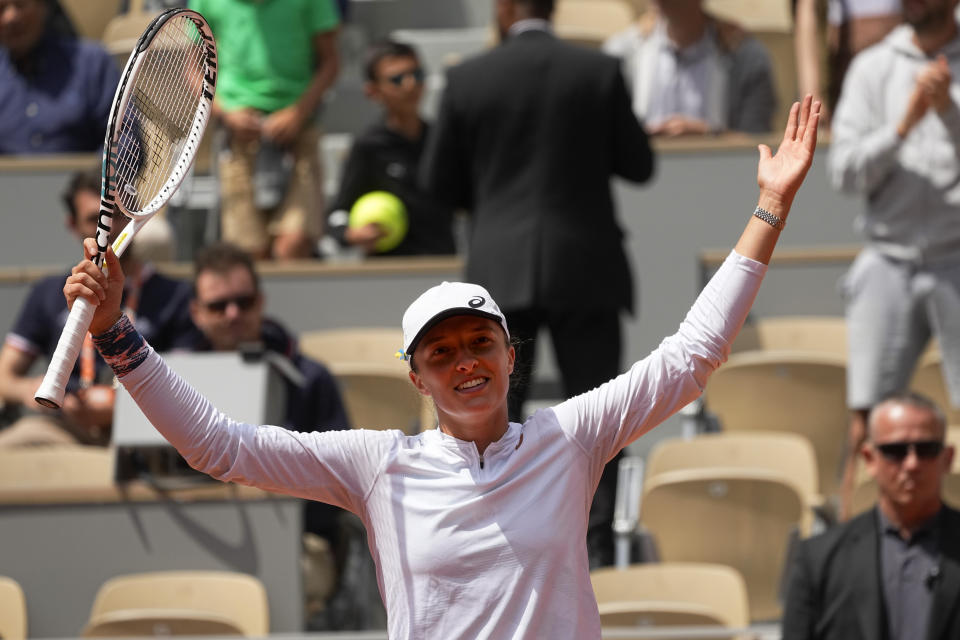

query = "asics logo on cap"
[[469, 296, 485, 308]]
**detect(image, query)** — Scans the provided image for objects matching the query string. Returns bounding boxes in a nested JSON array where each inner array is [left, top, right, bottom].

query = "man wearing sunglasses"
[[186, 242, 365, 627], [188, 242, 349, 436], [325, 39, 456, 257], [782, 392, 960, 640]]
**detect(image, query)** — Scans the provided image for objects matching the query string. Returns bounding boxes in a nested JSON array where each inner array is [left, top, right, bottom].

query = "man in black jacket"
[[420, 0, 654, 569], [782, 392, 960, 640]]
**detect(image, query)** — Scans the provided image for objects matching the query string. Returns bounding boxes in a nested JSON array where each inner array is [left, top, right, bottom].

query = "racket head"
[[33, 10, 217, 409], [106, 8, 217, 220]]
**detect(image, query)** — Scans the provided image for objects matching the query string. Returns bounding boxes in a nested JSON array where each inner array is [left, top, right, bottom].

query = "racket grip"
[[34, 297, 97, 409]]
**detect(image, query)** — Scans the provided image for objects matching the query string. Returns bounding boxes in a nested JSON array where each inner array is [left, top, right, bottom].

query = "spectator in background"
[[603, 0, 777, 136], [420, 0, 655, 570], [828, 0, 960, 518], [186, 243, 350, 449], [0, 168, 197, 446], [794, 0, 902, 118], [325, 40, 456, 258], [184, 242, 369, 629], [189, 0, 341, 260], [781, 392, 960, 640], [0, 0, 119, 154]]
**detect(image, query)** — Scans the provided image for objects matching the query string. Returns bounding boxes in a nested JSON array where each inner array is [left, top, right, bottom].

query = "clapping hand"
[[898, 56, 952, 137], [917, 55, 952, 114]]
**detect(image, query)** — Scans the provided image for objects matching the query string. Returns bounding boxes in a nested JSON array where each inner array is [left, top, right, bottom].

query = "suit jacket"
[[781, 506, 960, 640], [421, 29, 655, 313]]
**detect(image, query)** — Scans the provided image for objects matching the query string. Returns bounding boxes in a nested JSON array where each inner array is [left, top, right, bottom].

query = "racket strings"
[[115, 15, 209, 214]]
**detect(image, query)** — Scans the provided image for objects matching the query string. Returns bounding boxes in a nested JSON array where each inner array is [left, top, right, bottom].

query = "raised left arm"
[[735, 95, 821, 265]]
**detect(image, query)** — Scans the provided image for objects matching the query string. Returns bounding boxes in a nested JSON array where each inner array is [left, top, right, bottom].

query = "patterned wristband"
[[753, 206, 784, 230], [91, 314, 149, 378]]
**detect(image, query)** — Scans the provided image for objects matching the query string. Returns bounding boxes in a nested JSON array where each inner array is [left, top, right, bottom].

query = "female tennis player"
[[65, 96, 820, 638]]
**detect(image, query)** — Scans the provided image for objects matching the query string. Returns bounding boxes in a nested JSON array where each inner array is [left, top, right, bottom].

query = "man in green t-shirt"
[[189, 0, 341, 259]]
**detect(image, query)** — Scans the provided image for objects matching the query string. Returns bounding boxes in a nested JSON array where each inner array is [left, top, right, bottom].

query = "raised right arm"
[[64, 243, 391, 512]]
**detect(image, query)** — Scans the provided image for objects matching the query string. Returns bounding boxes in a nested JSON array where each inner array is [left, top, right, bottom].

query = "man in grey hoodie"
[[829, 0, 960, 519]]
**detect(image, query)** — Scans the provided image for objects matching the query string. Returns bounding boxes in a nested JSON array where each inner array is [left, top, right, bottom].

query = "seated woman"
[[63, 97, 821, 638]]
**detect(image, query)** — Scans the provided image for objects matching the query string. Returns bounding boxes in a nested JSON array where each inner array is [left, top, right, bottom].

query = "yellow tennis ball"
[[349, 191, 409, 253]]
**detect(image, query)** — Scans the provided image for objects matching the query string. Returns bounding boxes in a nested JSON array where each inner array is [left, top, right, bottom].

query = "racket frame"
[[34, 8, 217, 409]]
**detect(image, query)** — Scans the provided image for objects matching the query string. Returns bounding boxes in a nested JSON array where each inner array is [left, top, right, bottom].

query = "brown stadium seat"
[[641, 467, 804, 622], [910, 346, 960, 426], [590, 562, 749, 635], [703, 350, 848, 500], [299, 328, 434, 433], [0, 576, 27, 640], [82, 571, 267, 637], [731, 315, 847, 358]]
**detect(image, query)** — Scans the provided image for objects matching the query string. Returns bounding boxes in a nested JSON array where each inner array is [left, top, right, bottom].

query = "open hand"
[[756, 95, 821, 209], [64, 238, 125, 336]]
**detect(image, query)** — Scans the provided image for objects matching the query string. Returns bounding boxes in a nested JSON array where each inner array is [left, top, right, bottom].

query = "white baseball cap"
[[402, 281, 510, 356]]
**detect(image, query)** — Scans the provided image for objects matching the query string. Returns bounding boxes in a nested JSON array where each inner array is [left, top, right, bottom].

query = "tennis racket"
[[35, 8, 217, 409]]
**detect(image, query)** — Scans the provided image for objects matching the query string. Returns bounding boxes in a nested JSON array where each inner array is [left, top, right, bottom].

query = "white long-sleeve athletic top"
[[95, 250, 766, 639]]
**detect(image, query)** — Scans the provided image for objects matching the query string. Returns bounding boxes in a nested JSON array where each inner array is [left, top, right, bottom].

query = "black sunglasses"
[[384, 68, 424, 87], [202, 294, 257, 313], [874, 440, 945, 462]]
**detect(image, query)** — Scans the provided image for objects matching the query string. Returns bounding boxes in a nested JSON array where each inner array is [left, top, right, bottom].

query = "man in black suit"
[[420, 0, 654, 569], [781, 392, 960, 640]]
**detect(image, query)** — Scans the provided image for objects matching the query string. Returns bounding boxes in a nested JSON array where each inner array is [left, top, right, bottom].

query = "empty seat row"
[[591, 562, 749, 633], [712, 315, 958, 500], [0, 571, 266, 638], [627, 426, 960, 623], [638, 432, 816, 622]]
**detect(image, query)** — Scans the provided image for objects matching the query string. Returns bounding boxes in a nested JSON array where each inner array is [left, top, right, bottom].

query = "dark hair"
[[868, 391, 948, 440], [363, 39, 420, 82], [192, 242, 260, 296], [61, 168, 101, 222], [517, 0, 555, 18], [47, 0, 78, 39]]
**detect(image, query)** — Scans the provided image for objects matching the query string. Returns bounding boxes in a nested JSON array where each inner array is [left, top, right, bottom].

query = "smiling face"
[[408, 314, 514, 439]]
